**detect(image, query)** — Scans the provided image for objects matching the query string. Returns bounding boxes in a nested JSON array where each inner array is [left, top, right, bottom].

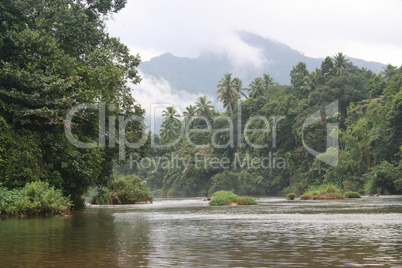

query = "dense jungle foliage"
[[125, 56, 402, 197], [0, 0, 148, 209]]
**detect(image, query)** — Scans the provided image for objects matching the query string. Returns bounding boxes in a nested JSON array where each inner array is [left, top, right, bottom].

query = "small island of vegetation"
[[209, 191, 257, 206], [300, 185, 362, 200]]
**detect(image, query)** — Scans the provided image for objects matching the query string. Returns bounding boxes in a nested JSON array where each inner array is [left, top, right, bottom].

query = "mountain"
[[139, 32, 385, 96]]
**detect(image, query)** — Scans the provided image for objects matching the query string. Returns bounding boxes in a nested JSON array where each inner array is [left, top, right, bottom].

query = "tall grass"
[[0, 181, 72, 216]]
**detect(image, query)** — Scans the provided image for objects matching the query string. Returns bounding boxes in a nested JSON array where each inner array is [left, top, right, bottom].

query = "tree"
[[332, 52, 352, 72], [248, 74, 275, 99], [263, 74, 275, 89], [195, 96, 214, 118], [0, 0, 145, 205], [162, 106, 180, 123], [382, 64, 398, 83], [290, 62, 309, 92], [183, 105, 197, 125], [160, 119, 179, 141], [217, 73, 245, 113], [248, 78, 265, 99], [301, 68, 321, 99], [321, 56, 334, 79]]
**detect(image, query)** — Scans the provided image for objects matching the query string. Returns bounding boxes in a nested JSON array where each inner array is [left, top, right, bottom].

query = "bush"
[[209, 191, 257, 206], [237, 196, 258, 205], [91, 175, 153, 205], [0, 181, 72, 216], [209, 191, 239, 206], [300, 184, 346, 200], [287, 193, 297, 200], [345, 191, 361, 198]]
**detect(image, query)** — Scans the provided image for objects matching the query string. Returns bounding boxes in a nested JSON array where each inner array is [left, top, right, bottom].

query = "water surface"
[[1, 196, 401, 267]]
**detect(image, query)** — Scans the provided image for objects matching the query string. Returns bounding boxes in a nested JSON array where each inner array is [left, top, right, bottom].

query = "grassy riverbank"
[[0, 181, 72, 216]]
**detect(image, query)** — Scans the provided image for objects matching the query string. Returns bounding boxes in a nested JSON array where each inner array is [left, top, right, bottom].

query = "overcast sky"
[[107, 0, 402, 65], [105, 0, 402, 124]]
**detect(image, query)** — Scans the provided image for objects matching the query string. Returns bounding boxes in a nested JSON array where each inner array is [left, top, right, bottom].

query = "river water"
[[1, 196, 401, 267]]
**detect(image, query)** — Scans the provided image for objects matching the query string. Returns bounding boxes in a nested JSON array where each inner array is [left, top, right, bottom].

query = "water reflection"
[[0, 196, 401, 267]]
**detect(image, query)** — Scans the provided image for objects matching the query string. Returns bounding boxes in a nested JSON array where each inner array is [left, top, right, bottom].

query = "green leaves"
[[0, 0, 145, 205], [217, 73, 244, 114]]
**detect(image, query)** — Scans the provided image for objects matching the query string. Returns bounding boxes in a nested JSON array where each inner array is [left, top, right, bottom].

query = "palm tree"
[[233, 77, 247, 98], [183, 104, 197, 129], [195, 96, 214, 118], [160, 106, 181, 141], [160, 119, 178, 141], [248, 77, 265, 99], [248, 74, 275, 99], [183, 105, 196, 122], [162, 106, 180, 123], [332, 52, 352, 71], [262, 74, 274, 90], [301, 69, 321, 98], [216, 73, 245, 113], [382, 64, 397, 82]]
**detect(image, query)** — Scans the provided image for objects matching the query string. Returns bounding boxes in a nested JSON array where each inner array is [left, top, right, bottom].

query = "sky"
[[105, 0, 402, 124]]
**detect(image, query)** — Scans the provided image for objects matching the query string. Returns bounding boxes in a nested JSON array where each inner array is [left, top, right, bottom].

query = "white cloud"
[[130, 73, 218, 132], [107, 0, 402, 66]]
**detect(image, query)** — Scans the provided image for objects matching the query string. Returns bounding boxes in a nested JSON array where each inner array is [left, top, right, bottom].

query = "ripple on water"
[[0, 196, 401, 267]]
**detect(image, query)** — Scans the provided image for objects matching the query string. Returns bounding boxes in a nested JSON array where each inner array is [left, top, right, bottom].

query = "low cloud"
[[108, 0, 402, 66], [130, 73, 217, 132], [204, 32, 267, 71]]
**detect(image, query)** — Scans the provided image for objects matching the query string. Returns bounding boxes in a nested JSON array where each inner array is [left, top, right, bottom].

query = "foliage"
[[0, 181, 72, 216], [287, 193, 297, 199], [209, 190, 240, 206], [236, 196, 258, 205], [344, 191, 361, 198], [290, 62, 309, 91], [364, 161, 402, 195], [91, 175, 153, 205], [0, 0, 147, 206], [125, 54, 402, 198], [300, 184, 346, 200], [209, 190, 257, 206], [217, 74, 245, 114]]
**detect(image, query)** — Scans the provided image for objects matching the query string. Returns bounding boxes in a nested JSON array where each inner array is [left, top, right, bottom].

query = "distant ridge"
[[139, 32, 385, 96]]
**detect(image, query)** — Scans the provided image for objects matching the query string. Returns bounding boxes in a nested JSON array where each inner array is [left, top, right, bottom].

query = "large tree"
[[0, 0, 146, 204], [290, 62, 309, 92], [332, 52, 352, 72]]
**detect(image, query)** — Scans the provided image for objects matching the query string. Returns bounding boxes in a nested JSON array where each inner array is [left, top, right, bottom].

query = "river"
[[1, 196, 401, 267]]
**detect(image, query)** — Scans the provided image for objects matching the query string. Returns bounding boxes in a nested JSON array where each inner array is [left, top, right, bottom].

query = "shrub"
[[287, 193, 297, 200], [209, 191, 239, 206], [237, 196, 258, 205], [209, 191, 257, 206], [0, 181, 72, 216], [345, 191, 361, 198], [91, 175, 153, 205], [300, 184, 346, 200]]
